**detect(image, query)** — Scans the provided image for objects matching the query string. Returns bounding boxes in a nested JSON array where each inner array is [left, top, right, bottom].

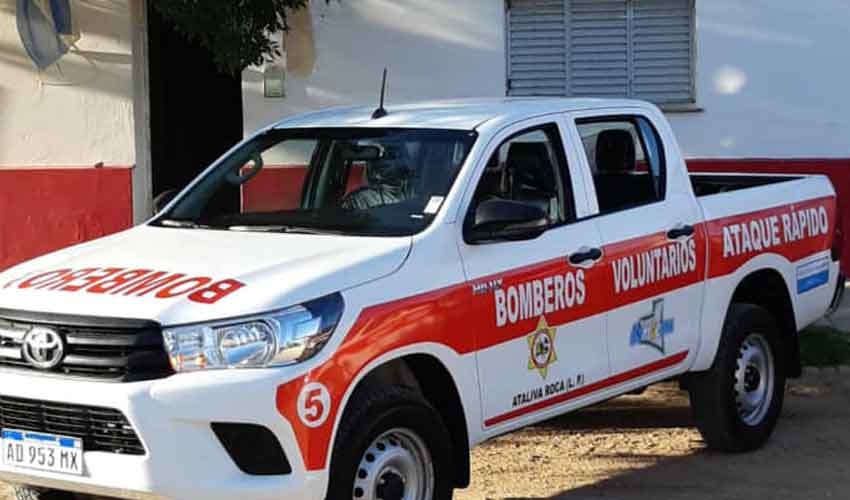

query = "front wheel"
[[688, 303, 786, 452], [326, 386, 454, 500]]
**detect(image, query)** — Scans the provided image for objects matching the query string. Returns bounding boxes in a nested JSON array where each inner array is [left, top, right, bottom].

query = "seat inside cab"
[[578, 119, 663, 213]]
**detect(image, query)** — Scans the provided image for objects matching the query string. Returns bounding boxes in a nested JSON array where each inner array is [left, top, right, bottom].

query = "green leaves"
[[151, 0, 310, 75]]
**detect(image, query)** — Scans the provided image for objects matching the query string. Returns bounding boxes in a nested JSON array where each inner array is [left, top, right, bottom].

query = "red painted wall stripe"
[[0, 168, 133, 271], [237, 159, 850, 268], [484, 350, 689, 427], [238, 160, 849, 272], [239, 164, 364, 213], [240, 165, 307, 213], [0, 159, 844, 274]]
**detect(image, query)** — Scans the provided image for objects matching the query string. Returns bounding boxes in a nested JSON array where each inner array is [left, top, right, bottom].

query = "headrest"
[[506, 142, 549, 169], [595, 129, 636, 173], [506, 142, 554, 190], [366, 145, 409, 186]]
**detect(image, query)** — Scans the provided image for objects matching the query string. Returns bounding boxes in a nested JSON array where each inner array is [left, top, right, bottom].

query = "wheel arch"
[[342, 353, 472, 488], [727, 268, 800, 377]]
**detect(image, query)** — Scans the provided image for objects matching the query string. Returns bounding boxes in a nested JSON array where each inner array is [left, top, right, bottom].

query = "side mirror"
[[153, 189, 179, 214], [467, 199, 549, 243]]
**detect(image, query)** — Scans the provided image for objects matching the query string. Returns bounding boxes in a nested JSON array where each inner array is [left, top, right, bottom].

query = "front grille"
[[0, 309, 173, 382], [0, 395, 145, 455]]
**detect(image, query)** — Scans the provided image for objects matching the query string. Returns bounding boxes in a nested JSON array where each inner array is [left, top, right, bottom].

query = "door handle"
[[667, 224, 695, 240], [569, 247, 603, 266]]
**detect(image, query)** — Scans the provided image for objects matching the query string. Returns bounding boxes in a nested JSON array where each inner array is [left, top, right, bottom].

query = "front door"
[[457, 119, 609, 432]]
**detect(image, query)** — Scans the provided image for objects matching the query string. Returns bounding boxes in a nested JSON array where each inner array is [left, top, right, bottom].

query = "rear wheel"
[[734, 333, 776, 427], [688, 303, 786, 452]]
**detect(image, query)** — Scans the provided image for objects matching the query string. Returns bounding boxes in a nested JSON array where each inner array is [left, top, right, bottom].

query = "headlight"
[[163, 293, 343, 372]]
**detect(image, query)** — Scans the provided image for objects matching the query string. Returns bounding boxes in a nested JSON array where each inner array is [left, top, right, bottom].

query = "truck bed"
[[690, 173, 801, 197]]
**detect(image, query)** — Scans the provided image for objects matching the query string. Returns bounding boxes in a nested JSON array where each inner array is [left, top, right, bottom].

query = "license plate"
[[1, 429, 83, 476]]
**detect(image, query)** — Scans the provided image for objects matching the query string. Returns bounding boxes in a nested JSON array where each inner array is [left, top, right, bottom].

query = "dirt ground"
[[2, 369, 848, 500], [457, 369, 850, 500]]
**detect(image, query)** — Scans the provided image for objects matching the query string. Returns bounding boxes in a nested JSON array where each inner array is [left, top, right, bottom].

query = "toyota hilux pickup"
[[0, 98, 844, 500]]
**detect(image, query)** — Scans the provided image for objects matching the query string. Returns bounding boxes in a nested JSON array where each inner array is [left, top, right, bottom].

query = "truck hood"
[[0, 225, 411, 325]]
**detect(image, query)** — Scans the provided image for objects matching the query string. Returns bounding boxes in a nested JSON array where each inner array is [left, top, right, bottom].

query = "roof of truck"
[[271, 97, 654, 131]]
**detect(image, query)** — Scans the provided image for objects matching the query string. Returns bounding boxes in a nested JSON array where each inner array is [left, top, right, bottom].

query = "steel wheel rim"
[[352, 428, 434, 500], [734, 333, 775, 426]]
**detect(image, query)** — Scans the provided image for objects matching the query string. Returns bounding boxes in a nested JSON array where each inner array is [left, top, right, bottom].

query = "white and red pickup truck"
[[0, 98, 844, 500]]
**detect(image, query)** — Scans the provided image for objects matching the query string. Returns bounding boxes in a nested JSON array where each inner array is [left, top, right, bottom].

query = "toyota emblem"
[[21, 327, 65, 370]]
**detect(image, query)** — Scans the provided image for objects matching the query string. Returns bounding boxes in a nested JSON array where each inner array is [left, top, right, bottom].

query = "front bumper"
[[0, 370, 327, 500]]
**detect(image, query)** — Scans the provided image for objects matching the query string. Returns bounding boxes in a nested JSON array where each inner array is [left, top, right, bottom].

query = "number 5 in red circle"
[[297, 382, 332, 428]]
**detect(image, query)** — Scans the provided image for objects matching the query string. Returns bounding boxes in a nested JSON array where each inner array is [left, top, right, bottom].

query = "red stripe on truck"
[[484, 350, 689, 427], [278, 196, 835, 471], [705, 196, 835, 279]]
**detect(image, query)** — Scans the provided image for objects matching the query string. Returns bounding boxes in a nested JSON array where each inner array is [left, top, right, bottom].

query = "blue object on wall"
[[49, 0, 73, 35], [16, 0, 72, 69]]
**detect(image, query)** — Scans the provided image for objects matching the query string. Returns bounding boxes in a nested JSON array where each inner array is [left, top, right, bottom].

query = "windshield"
[[156, 128, 477, 236]]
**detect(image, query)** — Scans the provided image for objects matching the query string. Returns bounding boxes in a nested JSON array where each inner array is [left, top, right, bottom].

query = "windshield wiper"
[[159, 219, 214, 230], [227, 225, 342, 235], [228, 225, 288, 232], [284, 226, 344, 235]]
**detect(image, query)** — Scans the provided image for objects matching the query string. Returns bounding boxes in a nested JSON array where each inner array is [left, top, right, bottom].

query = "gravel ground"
[[2, 369, 848, 500], [457, 368, 850, 500]]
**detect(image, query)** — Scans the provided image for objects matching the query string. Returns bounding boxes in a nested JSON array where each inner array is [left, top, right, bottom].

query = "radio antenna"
[[371, 68, 389, 119]]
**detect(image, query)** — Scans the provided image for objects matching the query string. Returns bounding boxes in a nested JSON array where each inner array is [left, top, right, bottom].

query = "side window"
[[576, 116, 666, 214], [468, 124, 573, 228]]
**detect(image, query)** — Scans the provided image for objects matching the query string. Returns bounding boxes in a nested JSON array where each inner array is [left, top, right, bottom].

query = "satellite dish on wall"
[[16, 0, 76, 70]]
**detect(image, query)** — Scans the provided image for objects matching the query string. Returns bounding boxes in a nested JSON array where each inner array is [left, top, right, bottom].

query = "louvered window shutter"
[[631, 0, 695, 104], [506, 0, 567, 96], [506, 0, 695, 105], [568, 0, 629, 98]]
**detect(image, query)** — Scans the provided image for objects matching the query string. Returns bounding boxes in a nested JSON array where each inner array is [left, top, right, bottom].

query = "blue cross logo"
[[629, 299, 675, 354]]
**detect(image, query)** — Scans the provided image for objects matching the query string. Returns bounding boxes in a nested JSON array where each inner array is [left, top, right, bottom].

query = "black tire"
[[326, 386, 455, 500], [12, 486, 75, 500], [688, 303, 786, 452]]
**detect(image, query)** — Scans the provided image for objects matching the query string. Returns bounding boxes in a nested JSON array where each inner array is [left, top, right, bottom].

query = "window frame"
[[462, 122, 577, 244], [504, 0, 698, 110], [573, 113, 668, 216]]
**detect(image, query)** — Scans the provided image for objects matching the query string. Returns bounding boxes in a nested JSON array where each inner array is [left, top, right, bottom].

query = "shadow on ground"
[[462, 373, 850, 500]]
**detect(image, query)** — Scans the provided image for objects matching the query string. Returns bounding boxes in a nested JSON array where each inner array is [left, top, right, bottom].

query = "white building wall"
[[242, 0, 506, 134], [670, 0, 850, 159], [243, 0, 850, 160], [0, 0, 136, 167]]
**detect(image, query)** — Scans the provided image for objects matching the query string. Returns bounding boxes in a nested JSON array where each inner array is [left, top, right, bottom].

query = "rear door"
[[457, 117, 609, 432], [568, 111, 706, 379]]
